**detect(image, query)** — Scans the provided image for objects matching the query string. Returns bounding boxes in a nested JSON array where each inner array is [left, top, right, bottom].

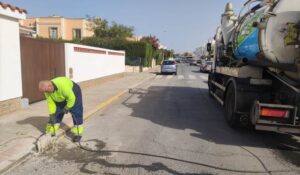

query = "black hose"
[[73, 139, 291, 174], [32, 125, 294, 174], [69, 94, 293, 174], [240, 146, 271, 175], [59, 103, 294, 174], [34, 133, 46, 151]]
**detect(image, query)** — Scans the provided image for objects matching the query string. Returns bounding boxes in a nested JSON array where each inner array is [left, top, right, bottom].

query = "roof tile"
[[0, 2, 27, 14]]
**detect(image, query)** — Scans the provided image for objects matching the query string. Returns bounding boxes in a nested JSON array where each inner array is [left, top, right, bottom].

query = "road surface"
[[7, 64, 300, 175]]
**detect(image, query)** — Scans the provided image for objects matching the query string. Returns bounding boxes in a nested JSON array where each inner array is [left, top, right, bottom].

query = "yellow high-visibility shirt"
[[45, 77, 75, 115]]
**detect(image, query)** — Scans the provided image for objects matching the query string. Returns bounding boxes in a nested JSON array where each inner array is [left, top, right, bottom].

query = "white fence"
[[64, 43, 125, 83], [0, 7, 26, 101]]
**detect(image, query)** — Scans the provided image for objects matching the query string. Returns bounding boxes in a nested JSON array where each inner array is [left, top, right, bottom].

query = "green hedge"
[[154, 49, 164, 65], [123, 42, 153, 67], [79, 37, 153, 67]]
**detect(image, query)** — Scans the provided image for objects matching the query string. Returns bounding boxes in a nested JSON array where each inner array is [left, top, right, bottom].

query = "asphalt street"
[[6, 64, 300, 175]]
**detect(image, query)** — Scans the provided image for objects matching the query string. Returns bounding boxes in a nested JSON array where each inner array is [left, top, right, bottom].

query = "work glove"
[[47, 114, 58, 136], [46, 123, 59, 136], [62, 107, 69, 114]]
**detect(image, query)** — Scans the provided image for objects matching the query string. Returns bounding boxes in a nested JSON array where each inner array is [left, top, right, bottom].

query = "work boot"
[[73, 135, 82, 142], [71, 125, 83, 142]]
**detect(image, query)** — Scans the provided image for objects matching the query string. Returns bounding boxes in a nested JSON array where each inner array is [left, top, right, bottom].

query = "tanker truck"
[[207, 0, 300, 133]]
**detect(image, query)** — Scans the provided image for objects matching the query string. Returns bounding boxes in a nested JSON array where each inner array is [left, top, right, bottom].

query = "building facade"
[[0, 2, 27, 116], [20, 16, 94, 40]]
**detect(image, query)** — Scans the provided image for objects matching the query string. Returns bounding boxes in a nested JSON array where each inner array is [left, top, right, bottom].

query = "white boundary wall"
[[65, 43, 125, 83], [0, 7, 26, 101]]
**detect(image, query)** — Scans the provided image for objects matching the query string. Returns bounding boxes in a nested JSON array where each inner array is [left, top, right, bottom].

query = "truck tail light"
[[260, 108, 289, 118]]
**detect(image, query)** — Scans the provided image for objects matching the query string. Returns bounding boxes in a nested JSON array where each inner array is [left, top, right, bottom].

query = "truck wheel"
[[250, 100, 259, 126], [224, 83, 239, 127]]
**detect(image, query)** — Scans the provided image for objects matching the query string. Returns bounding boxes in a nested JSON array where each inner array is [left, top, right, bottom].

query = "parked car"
[[200, 61, 213, 73], [161, 60, 177, 75]]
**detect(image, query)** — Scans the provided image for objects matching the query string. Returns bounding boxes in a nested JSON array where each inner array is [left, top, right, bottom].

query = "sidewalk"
[[0, 68, 158, 174]]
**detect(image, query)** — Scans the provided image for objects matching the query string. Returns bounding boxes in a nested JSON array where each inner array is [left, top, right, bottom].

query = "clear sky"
[[5, 0, 244, 53]]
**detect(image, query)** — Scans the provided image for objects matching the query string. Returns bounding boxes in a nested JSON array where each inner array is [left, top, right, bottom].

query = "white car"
[[161, 60, 177, 75]]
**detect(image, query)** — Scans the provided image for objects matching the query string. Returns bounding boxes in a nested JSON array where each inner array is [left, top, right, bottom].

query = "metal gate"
[[20, 37, 65, 103]]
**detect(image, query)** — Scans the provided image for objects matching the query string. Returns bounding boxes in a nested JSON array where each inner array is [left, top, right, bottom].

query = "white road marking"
[[200, 75, 208, 80], [188, 75, 196, 80], [178, 75, 184, 79], [156, 75, 163, 79], [167, 75, 174, 79]]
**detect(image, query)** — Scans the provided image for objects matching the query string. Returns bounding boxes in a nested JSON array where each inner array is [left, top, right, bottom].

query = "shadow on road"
[[150, 72, 161, 75], [17, 116, 49, 132], [17, 116, 68, 133], [85, 159, 211, 175], [191, 70, 201, 73], [123, 86, 300, 167]]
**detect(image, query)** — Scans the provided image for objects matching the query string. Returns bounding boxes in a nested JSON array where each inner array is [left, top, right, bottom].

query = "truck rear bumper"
[[256, 124, 300, 133]]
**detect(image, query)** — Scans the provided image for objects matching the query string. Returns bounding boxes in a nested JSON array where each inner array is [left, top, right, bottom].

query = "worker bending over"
[[39, 77, 83, 142]]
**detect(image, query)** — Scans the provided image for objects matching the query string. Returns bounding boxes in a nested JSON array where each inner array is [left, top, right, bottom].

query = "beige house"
[[20, 16, 94, 40]]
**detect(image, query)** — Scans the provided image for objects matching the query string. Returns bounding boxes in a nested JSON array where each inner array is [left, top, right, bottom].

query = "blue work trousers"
[[53, 83, 83, 125]]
